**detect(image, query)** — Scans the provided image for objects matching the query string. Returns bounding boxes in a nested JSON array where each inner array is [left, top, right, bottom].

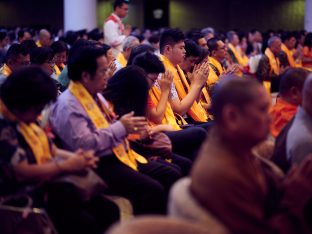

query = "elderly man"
[[36, 29, 51, 47], [257, 36, 286, 93], [191, 76, 312, 234], [115, 35, 140, 69]]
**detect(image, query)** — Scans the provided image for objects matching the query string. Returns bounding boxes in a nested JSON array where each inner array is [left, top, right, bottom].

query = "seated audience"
[[49, 45, 182, 215], [0, 66, 119, 234], [131, 51, 208, 161], [104, 65, 192, 175]]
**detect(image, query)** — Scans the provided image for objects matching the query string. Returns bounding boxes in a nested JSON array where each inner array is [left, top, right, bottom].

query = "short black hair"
[[190, 31, 205, 45], [160, 28, 185, 54], [17, 30, 25, 40], [127, 44, 155, 66], [103, 65, 148, 116], [20, 39, 37, 54], [279, 68, 309, 96], [132, 52, 165, 74], [68, 46, 107, 81], [0, 66, 57, 113], [113, 0, 129, 10], [148, 34, 160, 44], [102, 44, 112, 56], [281, 32, 296, 43], [185, 39, 202, 58], [30, 47, 54, 65], [207, 37, 219, 54], [5, 44, 29, 63], [197, 48, 210, 64], [50, 40, 68, 56], [211, 75, 261, 122]]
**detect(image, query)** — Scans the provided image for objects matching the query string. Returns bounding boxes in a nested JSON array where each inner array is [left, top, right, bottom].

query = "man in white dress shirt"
[[104, 0, 131, 57]]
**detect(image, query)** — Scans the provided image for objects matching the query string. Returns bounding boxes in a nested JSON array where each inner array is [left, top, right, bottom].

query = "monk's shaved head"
[[279, 68, 309, 97], [211, 75, 262, 123]]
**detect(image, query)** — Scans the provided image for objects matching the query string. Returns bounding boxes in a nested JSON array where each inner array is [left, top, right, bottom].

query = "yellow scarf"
[[53, 64, 65, 77], [201, 87, 211, 107], [116, 53, 127, 68], [69, 81, 147, 171], [0, 100, 52, 165], [207, 56, 223, 85], [36, 40, 42, 47], [176, 66, 208, 122], [281, 44, 295, 67], [161, 54, 207, 122], [149, 86, 183, 130], [228, 43, 248, 66], [265, 48, 280, 76], [0, 64, 12, 77]]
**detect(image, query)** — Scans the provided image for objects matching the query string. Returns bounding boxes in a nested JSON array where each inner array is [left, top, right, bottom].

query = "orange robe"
[[302, 46, 312, 70], [270, 97, 297, 137]]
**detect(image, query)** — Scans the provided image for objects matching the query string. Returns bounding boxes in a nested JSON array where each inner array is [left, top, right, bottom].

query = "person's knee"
[[191, 127, 208, 142]]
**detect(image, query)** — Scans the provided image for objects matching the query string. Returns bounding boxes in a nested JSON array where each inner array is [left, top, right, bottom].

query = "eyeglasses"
[[147, 74, 158, 83]]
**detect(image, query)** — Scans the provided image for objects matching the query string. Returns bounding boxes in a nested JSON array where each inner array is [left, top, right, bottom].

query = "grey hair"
[[123, 36, 139, 51], [268, 36, 281, 47]]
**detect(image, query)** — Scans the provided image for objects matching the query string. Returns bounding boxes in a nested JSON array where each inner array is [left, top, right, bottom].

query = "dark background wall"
[[0, 0, 305, 32], [0, 0, 63, 30], [169, 0, 304, 31]]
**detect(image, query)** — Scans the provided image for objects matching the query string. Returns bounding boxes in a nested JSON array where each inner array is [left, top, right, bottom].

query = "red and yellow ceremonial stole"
[[228, 43, 248, 66], [0, 64, 12, 77], [116, 53, 127, 68], [281, 44, 296, 67], [149, 86, 184, 130], [105, 14, 124, 33], [0, 100, 52, 165], [176, 66, 208, 122], [69, 81, 147, 171]]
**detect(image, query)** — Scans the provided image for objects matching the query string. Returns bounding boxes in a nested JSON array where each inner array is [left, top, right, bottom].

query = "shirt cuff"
[[110, 120, 127, 140]]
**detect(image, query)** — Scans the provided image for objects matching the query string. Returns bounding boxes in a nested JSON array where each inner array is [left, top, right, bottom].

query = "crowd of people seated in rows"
[[0, 5, 312, 233]]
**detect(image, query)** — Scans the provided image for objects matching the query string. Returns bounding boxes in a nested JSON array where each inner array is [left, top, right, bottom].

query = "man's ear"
[[211, 50, 217, 57], [290, 86, 302, 103], [164, 45, 172, 54], [81, 71, 91, 84], [222, 104, 240, 131]]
